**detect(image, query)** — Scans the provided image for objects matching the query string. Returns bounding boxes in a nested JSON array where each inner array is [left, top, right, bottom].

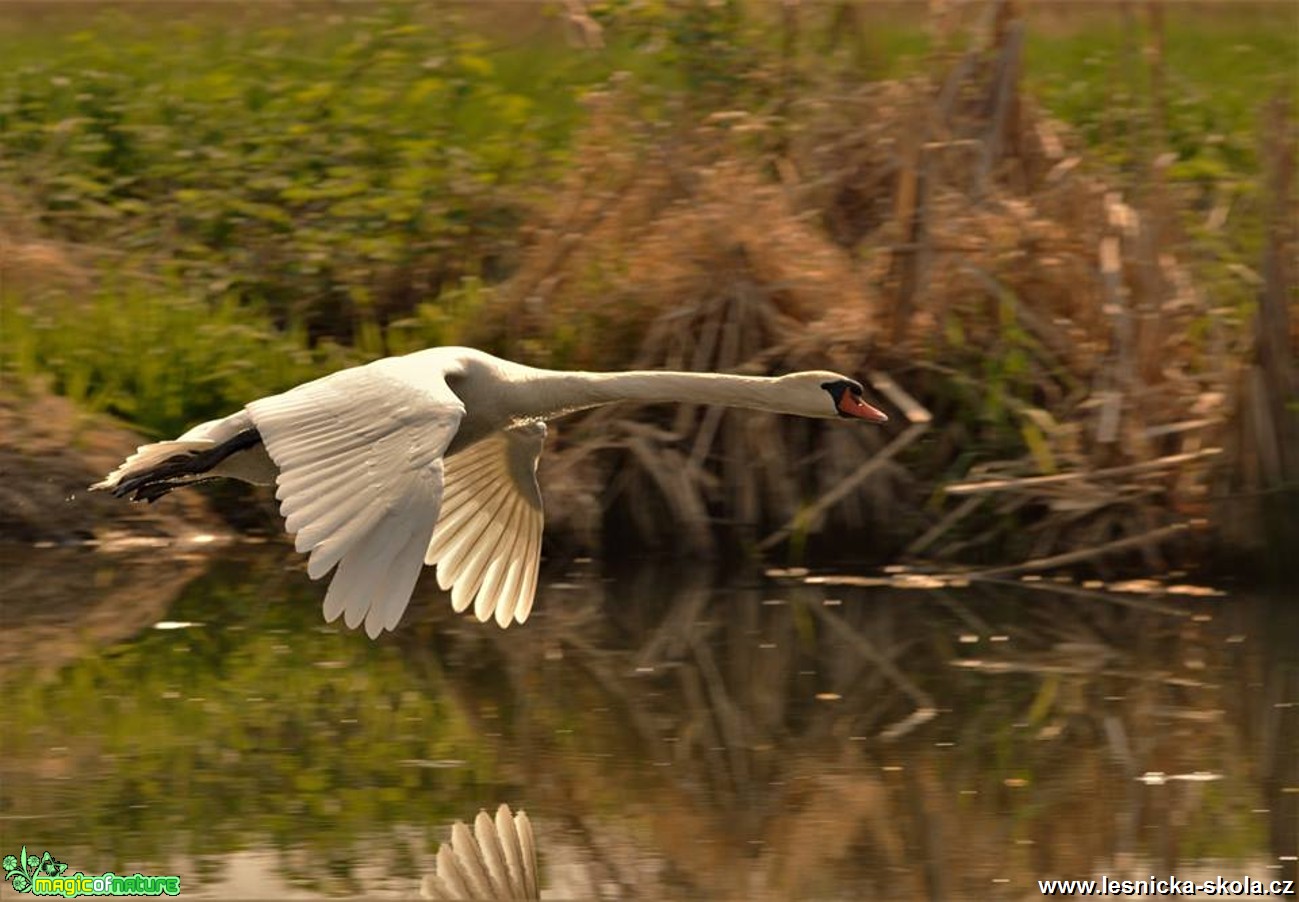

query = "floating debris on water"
[[1167, 584, 1227, 597], [1107, 579, 1166, 594], [1137, 771, 1223, 785], [153, 621, 202, 630], [398, 759, 468, 769]]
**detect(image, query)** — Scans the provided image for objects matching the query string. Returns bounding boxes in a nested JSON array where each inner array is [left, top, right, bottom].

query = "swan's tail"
[[92, 428, 262, 502]]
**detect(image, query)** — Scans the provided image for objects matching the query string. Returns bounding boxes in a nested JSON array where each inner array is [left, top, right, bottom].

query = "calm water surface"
[[2, 545, 1296, 899]]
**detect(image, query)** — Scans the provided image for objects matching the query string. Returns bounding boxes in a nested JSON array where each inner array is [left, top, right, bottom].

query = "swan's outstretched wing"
[[425, 423, 545, 628], [246, 359, 465, 638]]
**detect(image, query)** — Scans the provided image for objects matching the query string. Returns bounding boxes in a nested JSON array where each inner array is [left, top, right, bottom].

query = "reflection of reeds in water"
[[1221, 593, 1299, 886], [405, 569, 1293, 898], [0, 547, 209, 675]]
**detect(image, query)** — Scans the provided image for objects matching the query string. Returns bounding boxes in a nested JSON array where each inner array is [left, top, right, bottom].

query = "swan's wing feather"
[[450, 821, 494, 899], [473, 810, 512, 898], [426, 422, 545, 628], [493, 805, 527, 899], [247, 361, 465, 637], [516, 809, 538, 900], [428, 845, 471, 900]]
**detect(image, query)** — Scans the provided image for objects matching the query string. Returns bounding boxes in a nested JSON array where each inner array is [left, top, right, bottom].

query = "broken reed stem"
[[946, 447, 1222, 495], [1254, 95, 1298, 487], [957, 520, 1193, 579], [977, 18, 1025, 194], [905, 494, 984, 555]]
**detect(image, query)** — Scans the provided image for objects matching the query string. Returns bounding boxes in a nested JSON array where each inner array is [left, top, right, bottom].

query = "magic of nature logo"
[[3, 846, 180, 897]]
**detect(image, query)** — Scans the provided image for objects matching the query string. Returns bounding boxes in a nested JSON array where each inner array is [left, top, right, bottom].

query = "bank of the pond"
[[0, 387, 227, 545]]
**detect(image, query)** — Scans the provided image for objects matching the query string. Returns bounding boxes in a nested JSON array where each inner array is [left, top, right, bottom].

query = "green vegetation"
[[1024, 8, 1295, 306], [0, 2, 1293, 561], [2, 284, 328, 437], [2, 4, 1290, 425], [1, 7, 590, 434]]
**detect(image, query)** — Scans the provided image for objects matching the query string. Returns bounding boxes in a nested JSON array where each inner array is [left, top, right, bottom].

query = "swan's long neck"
[[509, 369, 802, 422]]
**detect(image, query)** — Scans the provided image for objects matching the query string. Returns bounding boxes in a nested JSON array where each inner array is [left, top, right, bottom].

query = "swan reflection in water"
[[422, 804, 538, 901]]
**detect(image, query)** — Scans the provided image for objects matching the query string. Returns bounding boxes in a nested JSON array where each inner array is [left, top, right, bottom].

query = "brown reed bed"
[[478, 5, 1277, 575]]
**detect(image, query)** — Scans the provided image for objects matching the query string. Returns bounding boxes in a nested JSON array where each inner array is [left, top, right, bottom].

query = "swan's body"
[[95, 347, 887, 637]]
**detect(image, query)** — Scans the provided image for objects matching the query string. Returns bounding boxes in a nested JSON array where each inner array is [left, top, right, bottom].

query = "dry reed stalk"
[[1217, 95, 1299, 566], [485, 95, 906, 553], [0, 187, 91, 299], [958, 520, 1193, 579], [793, 4, 1235, 567], [946, 447, 1223, 495]]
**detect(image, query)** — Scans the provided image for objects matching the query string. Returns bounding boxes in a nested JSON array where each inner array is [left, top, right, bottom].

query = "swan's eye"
[[821, 379, 888, 423], [820, 380, 854, 407]]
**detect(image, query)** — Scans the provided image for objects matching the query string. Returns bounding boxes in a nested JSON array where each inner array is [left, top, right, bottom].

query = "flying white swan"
[[94, 346, 888, 637]]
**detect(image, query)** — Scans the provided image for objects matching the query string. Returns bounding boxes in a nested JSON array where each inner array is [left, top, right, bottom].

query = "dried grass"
[[778, 7, 1243, 568], [479, 91, 914, 555], [484, 5, 1246, 570], [1217, 95, 1299, 568], [0, 187, 89, 298]]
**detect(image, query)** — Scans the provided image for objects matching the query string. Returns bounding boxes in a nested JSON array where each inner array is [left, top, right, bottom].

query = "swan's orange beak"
[[839, 392, 889, 423]]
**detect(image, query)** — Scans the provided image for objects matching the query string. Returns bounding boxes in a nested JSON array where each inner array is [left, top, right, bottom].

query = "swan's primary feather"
[[451, 821, 494, 898], [516, 808, 538, 900], [473, 809, 511, 898], [247, 360, 464, 638], [494, 805, 526, 900], [425, 424, 545, 628]]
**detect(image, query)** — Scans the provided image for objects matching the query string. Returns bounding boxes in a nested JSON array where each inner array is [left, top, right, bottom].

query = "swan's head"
[[778, 372, 889, 422]]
